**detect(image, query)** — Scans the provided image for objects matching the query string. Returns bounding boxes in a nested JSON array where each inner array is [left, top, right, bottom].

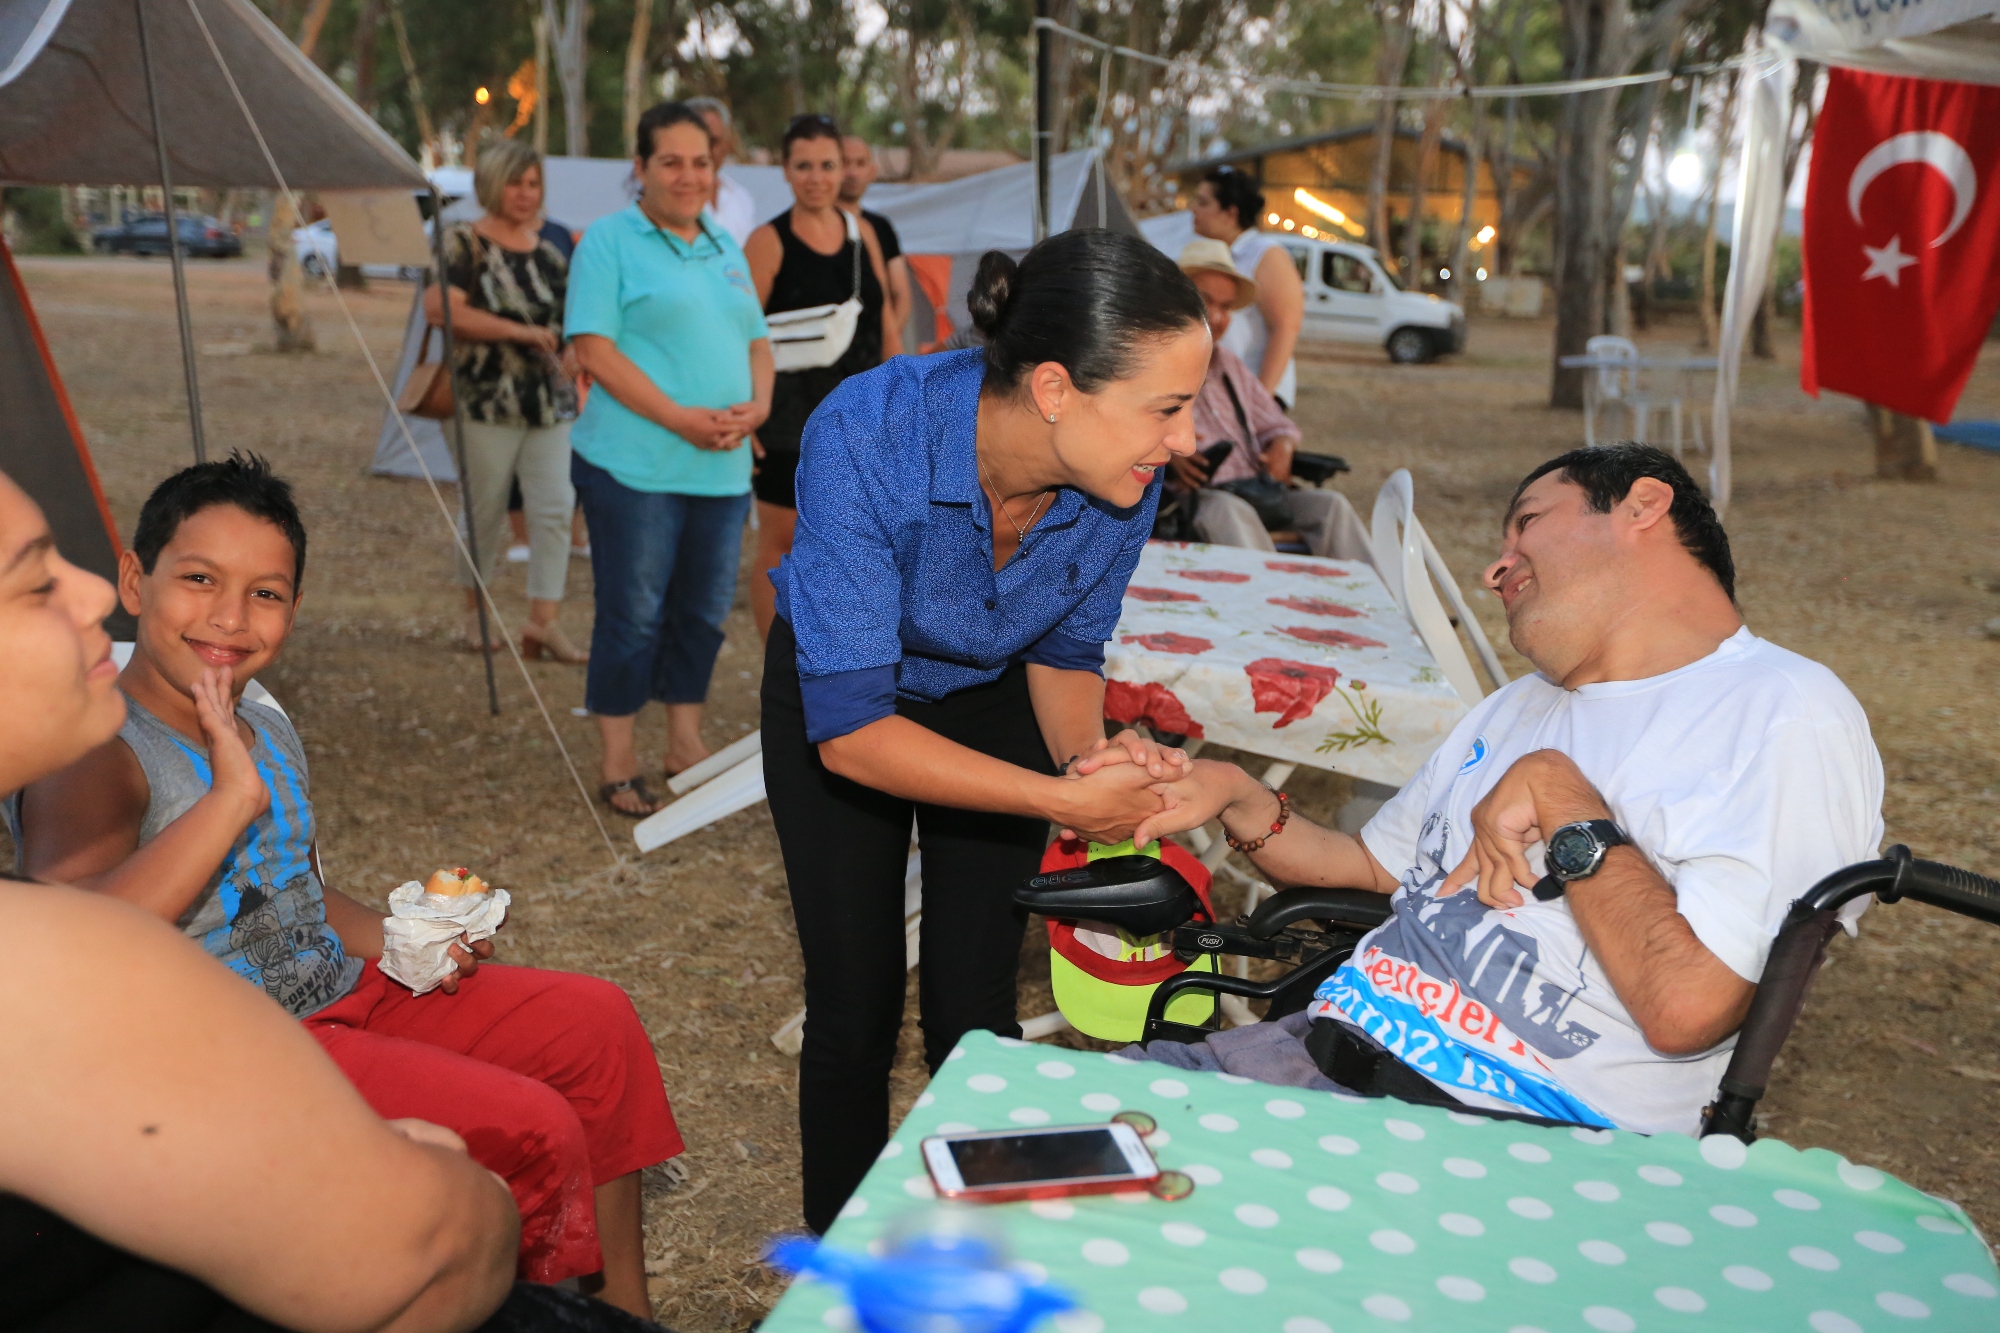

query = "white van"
[[1279, 236, 1466, 364]]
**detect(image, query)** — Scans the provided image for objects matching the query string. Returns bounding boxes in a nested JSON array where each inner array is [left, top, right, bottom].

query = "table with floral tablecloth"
[[1103, 543, 1468, 788], [760, 1031, 2000, 1333]]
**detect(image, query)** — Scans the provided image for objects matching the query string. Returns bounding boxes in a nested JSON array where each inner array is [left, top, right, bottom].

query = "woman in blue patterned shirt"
[[761, 228, 1214, 1231]]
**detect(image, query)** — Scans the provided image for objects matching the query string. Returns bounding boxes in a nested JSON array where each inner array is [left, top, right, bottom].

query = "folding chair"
[[1582, 335, 1650, 448], [1369, 469, 1507, 707]]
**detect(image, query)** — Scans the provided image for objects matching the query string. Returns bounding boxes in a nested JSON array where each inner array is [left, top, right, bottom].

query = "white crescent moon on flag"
[[1847, 131, 1979, 248]]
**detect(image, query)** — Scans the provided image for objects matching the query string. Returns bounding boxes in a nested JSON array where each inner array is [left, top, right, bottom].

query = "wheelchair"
[[1016, 845, 2000, 1142]]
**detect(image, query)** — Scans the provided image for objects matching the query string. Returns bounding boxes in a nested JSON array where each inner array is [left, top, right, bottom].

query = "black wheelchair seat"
[[1014, 854, 1205, 936]]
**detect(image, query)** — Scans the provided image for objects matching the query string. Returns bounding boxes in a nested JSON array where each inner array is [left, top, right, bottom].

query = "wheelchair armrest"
[[1246, 886, 1393, 940], [1289, 452, 1350, 487], [1014, 854, 1203, 937]]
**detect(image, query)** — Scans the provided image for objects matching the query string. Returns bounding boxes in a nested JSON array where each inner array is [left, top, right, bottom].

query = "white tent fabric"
[[1710, 1, 2000, 515], [375, 151, 1132, 477], [0, 0, 422, 189]]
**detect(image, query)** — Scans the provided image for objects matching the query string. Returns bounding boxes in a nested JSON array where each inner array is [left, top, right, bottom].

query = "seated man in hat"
[[1130, 445, 1884, 1133], [12, 454, 679, 1315], [1169, 238, 1371, 561]]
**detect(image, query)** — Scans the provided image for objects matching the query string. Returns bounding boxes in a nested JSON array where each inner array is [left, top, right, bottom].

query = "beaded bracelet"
[[1225, 790, 1291, 853]]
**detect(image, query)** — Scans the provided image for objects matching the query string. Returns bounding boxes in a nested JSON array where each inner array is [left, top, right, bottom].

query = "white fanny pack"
[[766, 209, 863, 373]]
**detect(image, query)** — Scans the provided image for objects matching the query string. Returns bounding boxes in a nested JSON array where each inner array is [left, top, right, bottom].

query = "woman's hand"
[[1069, 729, 1192, 782], [511, 323, 561, 354], [1046, 762, 1171, 846], [192, 667, 268, 826]]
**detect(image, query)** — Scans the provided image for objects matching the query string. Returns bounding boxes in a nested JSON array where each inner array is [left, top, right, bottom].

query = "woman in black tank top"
[[743, 114, 899, 640]]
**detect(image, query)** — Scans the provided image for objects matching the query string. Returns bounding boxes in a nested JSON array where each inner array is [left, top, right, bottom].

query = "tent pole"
[[429, 187, 501, 716], [1034, 0, 1051, 243], [136, 0, 206, 464]]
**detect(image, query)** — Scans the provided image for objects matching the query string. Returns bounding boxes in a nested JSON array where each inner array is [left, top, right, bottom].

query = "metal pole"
[[136, 0, 206, 464], [428, 187, 501, 716], [1034, 0, 1052, 242]]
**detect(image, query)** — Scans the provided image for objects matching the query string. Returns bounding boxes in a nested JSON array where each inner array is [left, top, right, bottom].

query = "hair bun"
[[966, 250, 1018, 337]]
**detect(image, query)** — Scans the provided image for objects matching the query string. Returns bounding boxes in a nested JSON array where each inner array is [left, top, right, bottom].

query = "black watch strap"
[[1532, 820, 1629, 901]]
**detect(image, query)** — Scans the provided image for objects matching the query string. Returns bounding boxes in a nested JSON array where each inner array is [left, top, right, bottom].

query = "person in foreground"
[[764, 229, 1209, 1231], [14, 456, 682, 1316], [1167, 238, 1369, 560], [0, 466, 665, 1332], [1131, 445, 1885, 1133]]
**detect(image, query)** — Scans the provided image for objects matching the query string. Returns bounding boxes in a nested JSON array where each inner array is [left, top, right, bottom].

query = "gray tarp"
[[0, 0, 423, 188]]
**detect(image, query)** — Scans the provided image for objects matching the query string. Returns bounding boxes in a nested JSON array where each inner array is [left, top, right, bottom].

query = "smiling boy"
[[13, 455, 677, 1315]]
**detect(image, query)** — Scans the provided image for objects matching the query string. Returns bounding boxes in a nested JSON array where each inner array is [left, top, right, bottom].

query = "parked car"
[[291, 214, 438, 282], [1278, 236, 1465, 364], [92, 213, 241, 258]]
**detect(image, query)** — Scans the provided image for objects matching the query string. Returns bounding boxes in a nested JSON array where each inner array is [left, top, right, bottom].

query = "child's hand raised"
[[193, 666, 269, 824]]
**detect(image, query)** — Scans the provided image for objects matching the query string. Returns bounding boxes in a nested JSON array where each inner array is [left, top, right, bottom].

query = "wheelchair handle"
[[1706, 846, 2000, 1142]]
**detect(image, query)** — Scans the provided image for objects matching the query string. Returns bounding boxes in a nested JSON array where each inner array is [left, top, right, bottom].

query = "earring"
[[1046, 413, 1057, 424]]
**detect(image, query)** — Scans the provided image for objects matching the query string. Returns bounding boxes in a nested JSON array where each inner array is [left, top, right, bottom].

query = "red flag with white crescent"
[[1800, 68, 2000, 424]]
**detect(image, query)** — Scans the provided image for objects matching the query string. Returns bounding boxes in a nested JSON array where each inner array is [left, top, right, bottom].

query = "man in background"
[[839, 136, 910, 351], [686, 96, 757, 245]]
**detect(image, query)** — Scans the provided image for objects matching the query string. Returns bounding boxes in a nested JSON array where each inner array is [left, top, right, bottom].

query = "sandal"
[[598, 776, 664, 818], [462, 611, 504, 654], [522, 620, 589, 664]]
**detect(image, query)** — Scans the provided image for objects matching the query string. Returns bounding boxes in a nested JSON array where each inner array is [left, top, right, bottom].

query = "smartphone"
[[921, 1122, 1160, 1203], [1197, 441, 1235, 474]]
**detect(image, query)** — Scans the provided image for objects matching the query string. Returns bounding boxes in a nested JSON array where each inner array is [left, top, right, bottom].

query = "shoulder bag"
[[765, 209, 863, 373], [1212, 373, 1295, 530], [398, 228, 488, 420]]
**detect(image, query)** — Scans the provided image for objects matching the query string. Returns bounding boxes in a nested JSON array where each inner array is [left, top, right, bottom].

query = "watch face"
[[1547, 825, 1600, 878]]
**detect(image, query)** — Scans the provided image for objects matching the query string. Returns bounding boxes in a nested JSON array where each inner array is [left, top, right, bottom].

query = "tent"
[[0, 0, 426, 623], [374, 149, 1134, 479], [1712, 0, 2000, 513]]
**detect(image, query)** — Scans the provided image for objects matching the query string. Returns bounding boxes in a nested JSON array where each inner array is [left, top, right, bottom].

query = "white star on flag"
[[1861, 234, 1920, 286]]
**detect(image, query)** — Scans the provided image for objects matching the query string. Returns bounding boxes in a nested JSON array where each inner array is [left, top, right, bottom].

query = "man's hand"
[[1168, 454, 1212, 490], [1068, 729, 1193, 783], [1130, 758, 1259, 847], [437, 936, 495, 995], [192, 667, 269, 826], [1049, 762, 1172, 845], [1440, 749, 1609, 909], [672, 406, 748, 451]]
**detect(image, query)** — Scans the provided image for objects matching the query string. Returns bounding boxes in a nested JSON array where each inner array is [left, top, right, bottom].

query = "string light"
[[1474, 225, 1496, 247], [1281, 217, 1296, 230], [1439, 267, 1451, 280], [1475, 266, 1488, 281], [1266, 211, 1281, 225], [474, 86, 492, 105]]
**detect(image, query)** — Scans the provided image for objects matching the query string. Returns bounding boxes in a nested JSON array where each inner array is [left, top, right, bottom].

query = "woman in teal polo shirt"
[[568, 101, 773, 816]]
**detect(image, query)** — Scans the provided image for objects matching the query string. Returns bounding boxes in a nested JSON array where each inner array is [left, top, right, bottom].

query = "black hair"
[[132, 451, 307, 590], [1202, 164, 1265, 231], [966, 230, 1207, 394], [781, 113, 843, 160], [634, 100, 713, 161], [1509, 444, 1734, 601]]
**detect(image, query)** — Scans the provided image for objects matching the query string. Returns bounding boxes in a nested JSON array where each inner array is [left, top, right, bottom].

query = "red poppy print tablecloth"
[[1104, 542, 1469, 787]]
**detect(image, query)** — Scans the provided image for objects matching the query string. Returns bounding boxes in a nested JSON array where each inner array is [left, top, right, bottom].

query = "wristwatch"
[[1530, 819, 1629, 901]]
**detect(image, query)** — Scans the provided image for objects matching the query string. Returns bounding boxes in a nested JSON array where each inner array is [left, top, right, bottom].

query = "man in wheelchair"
[[1129, 445, 1885, 1134]]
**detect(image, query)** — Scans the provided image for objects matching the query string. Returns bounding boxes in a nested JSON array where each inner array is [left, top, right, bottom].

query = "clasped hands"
[[1049, 729, 1194, 845], [674, 400, 766, 452]]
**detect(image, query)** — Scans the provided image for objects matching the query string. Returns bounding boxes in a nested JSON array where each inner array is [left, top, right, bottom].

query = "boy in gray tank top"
[[14, 455, 681, 1313]]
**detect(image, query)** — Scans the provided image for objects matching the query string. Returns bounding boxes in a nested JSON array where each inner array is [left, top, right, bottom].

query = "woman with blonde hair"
[[427, 136, 585, 662]]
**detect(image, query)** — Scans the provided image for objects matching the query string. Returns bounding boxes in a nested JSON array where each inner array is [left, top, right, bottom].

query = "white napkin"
[[378, 880, 511, 995]]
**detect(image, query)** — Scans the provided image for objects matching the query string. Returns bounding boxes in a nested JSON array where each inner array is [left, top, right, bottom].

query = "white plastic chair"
[[1582, 335, 1651, 447], [1369, 470, 1508, 707]]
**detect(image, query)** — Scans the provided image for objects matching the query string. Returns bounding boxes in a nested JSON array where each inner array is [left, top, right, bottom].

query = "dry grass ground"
[[7, 256, 1997, 1327]]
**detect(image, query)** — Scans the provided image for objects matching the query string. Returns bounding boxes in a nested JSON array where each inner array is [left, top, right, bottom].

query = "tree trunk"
[[1366, 3, 1413, 268], [1550, 77, 1618, 408], [388, 0, 437, 156], [353, 0, 384, 113], [1867, 404, 1937, 481], [623, 0, 653, 162], [1696, 70, 1739, 351], [533, 14, 550, 157], [543, 0, 589, 158], [1401, 20, 1450, 284], [267, 192, 314, 352], [296, 0, 336, 58], [1046, 0, 1081, 152], [1444, 98, 1485, 310]]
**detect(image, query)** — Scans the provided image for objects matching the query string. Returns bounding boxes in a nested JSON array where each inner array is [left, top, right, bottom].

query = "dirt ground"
[[8, 256, 1998, 1328]]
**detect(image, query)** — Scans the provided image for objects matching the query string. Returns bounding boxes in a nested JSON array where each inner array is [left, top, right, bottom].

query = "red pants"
[[304, 961, 682, 1283]]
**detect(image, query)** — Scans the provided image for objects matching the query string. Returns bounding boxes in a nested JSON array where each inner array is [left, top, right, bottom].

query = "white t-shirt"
[[708, 171, 758, 246], [1309, 628, 1884, 1134], [1218, 231, 1298, 408]]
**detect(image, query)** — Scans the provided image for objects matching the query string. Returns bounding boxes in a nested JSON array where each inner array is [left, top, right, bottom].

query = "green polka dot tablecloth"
[[761, 1031, 1999, 1333]]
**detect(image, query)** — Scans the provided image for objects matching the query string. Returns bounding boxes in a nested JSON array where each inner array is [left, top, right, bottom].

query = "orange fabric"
[[906, 254, 955, 351]]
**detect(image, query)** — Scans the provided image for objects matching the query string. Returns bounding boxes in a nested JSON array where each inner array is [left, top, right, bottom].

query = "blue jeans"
[[572, 454, 750, 717]]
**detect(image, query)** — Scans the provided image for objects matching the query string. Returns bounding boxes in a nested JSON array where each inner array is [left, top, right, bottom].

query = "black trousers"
[[762, 618, 1054, 1233]]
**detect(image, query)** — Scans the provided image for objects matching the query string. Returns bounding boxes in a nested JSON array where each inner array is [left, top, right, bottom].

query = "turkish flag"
[[1801, 68, 2000, 423]]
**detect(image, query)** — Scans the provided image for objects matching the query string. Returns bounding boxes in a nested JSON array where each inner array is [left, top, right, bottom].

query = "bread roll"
[[424, 867, 490, 898]]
